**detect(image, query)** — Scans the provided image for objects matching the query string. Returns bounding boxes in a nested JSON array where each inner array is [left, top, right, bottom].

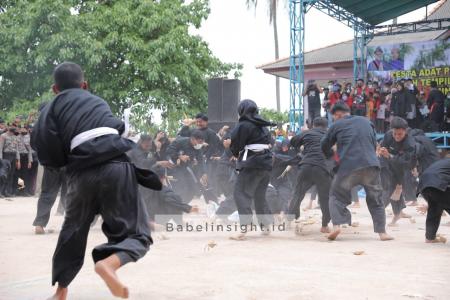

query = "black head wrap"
[[237, 99, 276, 127]]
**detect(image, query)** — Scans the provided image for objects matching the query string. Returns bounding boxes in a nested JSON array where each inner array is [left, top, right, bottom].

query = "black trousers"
[[21, 156, 39, 195], [216, 195, 237, 216], [329, 167, 386, 233], [52, 161, 151, 287], [308, 107, 321, 128], [14, 153, 30, 194], [233, 168, 272, 226], [402, 171, 418, 202], [421, 187, 450, 240], [271, 179, 292, 214], [1, 152, 16, 196], [288, 164, 331, 227], [32, 168, 67, 227], [172, 167, 197, 203], [380, 167, 406, 216]]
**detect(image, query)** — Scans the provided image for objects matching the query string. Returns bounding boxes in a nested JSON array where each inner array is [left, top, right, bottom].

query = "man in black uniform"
[[177, 113, 221, 159], [32, 62, 161, 300], [427, 81, 445, 130], [289, 117, 332, 233], [230, 99, 275, 240], [166, 130, 208, 203], [321, 103, 393, 241], [417, 159, 450, 243], [379, 117, 419, 225], [140, 166, 198, 228], [405, 128, 441, 206], [214, 133, 238, 217], [177, 113, 222, 195], [32, 167, 67, 234], [270, 139, 298, 216], [409, 128, 441, 174]]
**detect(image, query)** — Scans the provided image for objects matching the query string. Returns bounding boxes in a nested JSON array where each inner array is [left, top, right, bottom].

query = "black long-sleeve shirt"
[[427, 88, 445, 123], [381, 130, 418, 172], [408, 129, 440, 174], [391, 90, 412, 119], [291, 127, 331, 173], [177, 126, 221, 158], [271, 150, 299, 186], [166, 137, 206, 174], [32, 88, 134, 172], [321, 115, 379, 177], [230, 120, 272, 170], [418, 159, 450, 240], [418, 158, 450, 194], [127, 146, 156, 170], [142, 185, 192, 221]]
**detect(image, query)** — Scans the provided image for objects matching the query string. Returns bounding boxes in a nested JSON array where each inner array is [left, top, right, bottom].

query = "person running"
[[32, 62, 161, 299]]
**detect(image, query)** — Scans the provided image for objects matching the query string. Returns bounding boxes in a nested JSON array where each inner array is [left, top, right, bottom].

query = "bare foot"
[[406, 201, 418, 207], [303, 199, 314, 211], [379, 232, 394, 241], [95, 255, 129, 299], [400, 211, 411, 218], [328, 226, 341, 240], [230, 232, 247, 241], [351, 202, 361, 208], [47, 286, 68, 300], [35, 226, 45, 235], [320, 226, 330, 233], [426, 238, 445, 243], [388, 215, 401, 227], [294, 224, 303, 236]]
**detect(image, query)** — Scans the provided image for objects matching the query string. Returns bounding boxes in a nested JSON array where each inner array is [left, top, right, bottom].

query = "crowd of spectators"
[[304, 78, 450, 133]]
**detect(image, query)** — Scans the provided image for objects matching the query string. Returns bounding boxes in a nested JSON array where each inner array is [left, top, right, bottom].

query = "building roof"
[[258, 0, 450, 78], [332, 0, 439, 26]]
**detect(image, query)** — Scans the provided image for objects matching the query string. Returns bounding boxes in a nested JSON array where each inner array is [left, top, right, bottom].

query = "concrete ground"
[[0, 195, 449, 300]]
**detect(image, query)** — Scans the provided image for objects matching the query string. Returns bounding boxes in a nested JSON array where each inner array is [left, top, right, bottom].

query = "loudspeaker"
[[207, 121, 237, 133], [207, 78, 240, 128]]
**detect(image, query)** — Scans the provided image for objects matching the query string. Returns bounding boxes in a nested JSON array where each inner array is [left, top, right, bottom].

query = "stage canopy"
[[330, 0, 439, 26]]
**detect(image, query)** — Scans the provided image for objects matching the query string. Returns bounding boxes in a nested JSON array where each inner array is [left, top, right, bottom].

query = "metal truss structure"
[[373, 18, 450, 36]]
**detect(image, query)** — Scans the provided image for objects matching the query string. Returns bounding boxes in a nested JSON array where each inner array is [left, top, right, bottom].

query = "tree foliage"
[[0, 0, 242, 128], [259, 107, 288, 124]]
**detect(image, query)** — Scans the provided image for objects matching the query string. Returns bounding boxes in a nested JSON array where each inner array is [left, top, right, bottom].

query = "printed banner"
[[367, 39, 450, 94]]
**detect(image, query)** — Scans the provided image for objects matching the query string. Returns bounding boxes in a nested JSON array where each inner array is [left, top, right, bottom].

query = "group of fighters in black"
[[31, 63, 450, 299]]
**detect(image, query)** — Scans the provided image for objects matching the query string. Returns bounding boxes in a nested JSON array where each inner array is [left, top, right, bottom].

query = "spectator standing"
[[0, 124, 20, 197], [427, 81, 445, 131], [305, 82, 322, 128], [351, 79, 369, 117], [391, 82, 412, 120], [376, 98, 388, 134], [15, 125, 33, 196]]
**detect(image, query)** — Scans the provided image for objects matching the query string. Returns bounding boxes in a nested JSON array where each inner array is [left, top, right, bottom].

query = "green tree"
[[0, 0, 242, 128], [246, 0, 283, 112], [259, 107, 288, 124]]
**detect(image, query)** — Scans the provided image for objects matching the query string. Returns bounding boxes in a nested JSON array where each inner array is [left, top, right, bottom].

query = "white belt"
[[242, 144, 270, 161], [70, 127, 119, 151]]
